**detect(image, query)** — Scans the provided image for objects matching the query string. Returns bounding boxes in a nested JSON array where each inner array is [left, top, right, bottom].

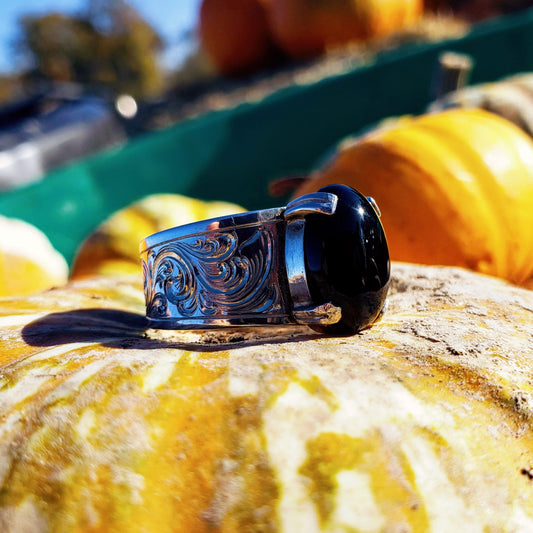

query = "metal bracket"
[[293, 302, 342, 325], [284, 192, 338, 220], [366, 196, 381, 217], [284, 191, 342, 327]]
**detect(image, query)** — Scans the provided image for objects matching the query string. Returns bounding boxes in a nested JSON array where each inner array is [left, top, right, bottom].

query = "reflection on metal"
[[285, 191, 338, 219], [285, 218, 312, 309], [293, 302, 342, 325], [141, 207, 293, 328], [366, 196, 381, 217], [284, 191, 342, 327], [141, 191, 344, 329], [142, 224, 283, 326]]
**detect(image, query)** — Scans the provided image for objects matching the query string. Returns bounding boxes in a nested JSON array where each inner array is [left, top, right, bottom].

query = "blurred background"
[[0, 0, 203, 98], [2, 0, 532, 192], [0, 0, 209, 190], [1, 0, 533, 267]]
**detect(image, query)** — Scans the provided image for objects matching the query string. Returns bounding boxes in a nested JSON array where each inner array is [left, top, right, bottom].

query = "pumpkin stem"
[[431, 51, 474, 101], [269, 175, 309, 197]]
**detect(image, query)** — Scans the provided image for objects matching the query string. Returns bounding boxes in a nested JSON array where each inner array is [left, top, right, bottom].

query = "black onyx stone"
[[304, 184, 390, 335]]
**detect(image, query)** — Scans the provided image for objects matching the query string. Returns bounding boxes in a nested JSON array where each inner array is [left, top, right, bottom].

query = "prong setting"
[[284, 192, 342, 327], [366, 196, 381, 217], [293, 302, 342, 326], [285, 192, 338, 219]]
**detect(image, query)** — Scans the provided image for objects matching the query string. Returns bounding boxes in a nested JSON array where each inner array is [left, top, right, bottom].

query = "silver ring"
[[140, 184, 390, 335]]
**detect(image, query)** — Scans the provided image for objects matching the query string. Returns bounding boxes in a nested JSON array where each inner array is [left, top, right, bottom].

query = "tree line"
[[2, 0, 166, 103]]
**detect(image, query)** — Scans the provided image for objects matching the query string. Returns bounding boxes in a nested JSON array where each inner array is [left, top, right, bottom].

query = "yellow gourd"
[[0, 215, 68, 297]]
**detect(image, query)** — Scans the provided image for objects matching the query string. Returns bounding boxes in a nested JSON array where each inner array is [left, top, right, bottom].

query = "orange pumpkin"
[[71, 193, 245, 279], [0, 215, 68, 297], [199, 0, 278, 75], [1, 262, 533, 530], [266, 0, 423, 59], [294, 108, 533, 285]]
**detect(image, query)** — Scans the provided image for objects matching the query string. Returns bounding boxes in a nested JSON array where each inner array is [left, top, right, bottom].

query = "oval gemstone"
[[304, 184, 390, 334]]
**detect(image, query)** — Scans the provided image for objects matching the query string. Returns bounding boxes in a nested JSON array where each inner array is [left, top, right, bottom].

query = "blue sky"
[[0, 0, 203, 74]]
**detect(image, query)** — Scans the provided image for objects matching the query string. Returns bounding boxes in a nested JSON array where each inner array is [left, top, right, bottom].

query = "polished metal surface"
[[366, 196, 381, 218], [284, 192, 341, 326], [141, 210, 291, 328], [284, 218, 312, 309], [285, 192, 338, 219], [293, 303, 342, 326], [140, 192, 340, 329]]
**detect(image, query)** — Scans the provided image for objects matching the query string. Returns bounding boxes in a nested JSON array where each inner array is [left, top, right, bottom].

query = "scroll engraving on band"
[[142, 227, 281, 320]]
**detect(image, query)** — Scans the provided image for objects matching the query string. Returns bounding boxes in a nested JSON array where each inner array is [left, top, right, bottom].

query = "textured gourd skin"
[[1, 263, 533, 531], [267, 0, 423, 58], [295, 108, 533, 286], [71, 194, 245, 279]]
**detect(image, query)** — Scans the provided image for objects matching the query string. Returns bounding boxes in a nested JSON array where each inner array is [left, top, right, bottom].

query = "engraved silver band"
[[140, 192, 341, 329]]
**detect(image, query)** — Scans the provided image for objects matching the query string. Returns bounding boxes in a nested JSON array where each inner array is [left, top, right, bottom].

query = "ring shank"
[[140, 207, 295, 329], [140, 187, 389, 333]]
